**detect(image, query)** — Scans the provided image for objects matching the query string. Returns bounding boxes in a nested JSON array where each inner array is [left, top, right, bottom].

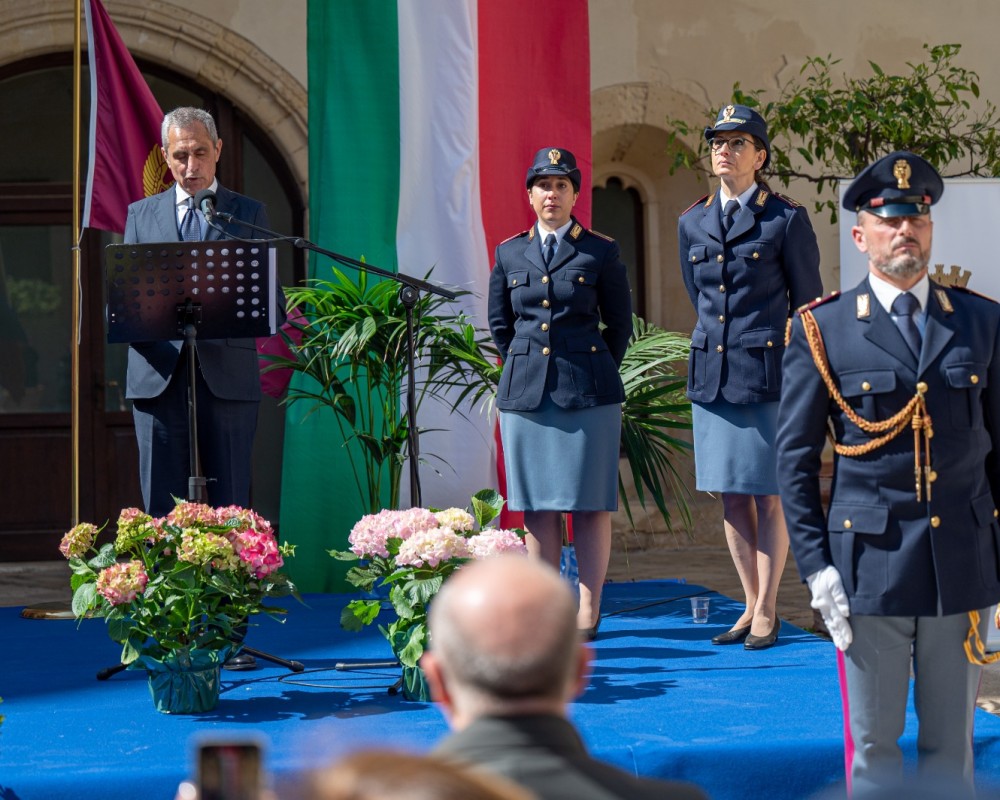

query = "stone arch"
[[0, 0, 308, 198], [592, 82, 708, 332]]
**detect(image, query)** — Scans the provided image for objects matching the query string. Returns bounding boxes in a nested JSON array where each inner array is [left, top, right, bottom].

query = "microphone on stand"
[[194, 188, 217, 220]]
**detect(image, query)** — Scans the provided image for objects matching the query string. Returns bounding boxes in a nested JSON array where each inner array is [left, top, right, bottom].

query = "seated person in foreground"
[[422, 554, 709, 800]]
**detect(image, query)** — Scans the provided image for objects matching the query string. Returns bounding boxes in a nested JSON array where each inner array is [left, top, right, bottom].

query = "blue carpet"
[[2, 581, 1000, 800]]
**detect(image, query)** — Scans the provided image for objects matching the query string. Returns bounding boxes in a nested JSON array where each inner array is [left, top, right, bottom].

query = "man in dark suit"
[[124, 106, 283, 517], [777, 151, 1000, 794], [422, 555, 708, 800]]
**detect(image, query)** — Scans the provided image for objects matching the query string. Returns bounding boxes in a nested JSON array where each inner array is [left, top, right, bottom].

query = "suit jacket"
[[777, 277, 1000, 616], [679, 188, 821, 404], [434, 714, 708, 800], [487, 219, 632, 412], [122, 185, 285, 401]]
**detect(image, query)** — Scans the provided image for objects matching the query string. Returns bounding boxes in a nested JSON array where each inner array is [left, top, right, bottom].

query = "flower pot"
[[400, 663, 431, 702], [144, 653, 222, 713]]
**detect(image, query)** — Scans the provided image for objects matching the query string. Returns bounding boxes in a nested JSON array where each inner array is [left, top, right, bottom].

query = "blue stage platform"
[[3, 581, 1000, 800]]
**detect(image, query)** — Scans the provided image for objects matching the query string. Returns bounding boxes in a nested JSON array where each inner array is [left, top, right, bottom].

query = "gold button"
[[716, 345, 724, 353], [512, 279, 517, 286], [591, 346, 597, 352], [766, 340, 773, 347], [927, 470, 937, 483], [971, 374, 980, 385], [719, 285, 726, 293], [994, 509, 998, 518], [843, 519, 852, 529], [930, 516, 941, 528], [718, 315, 725, 323], [541, 276, 549, 284], [862, 381, 871, 391], [541, 323, 549, 331], [578, 276, 585, 284], [542, 347, 550, 356], [542, 300, 550, 308], [753, 251, 760, 260], [916, 381, 928, 393], [717, 254, 724, 263], [691, 255, 697, 262]]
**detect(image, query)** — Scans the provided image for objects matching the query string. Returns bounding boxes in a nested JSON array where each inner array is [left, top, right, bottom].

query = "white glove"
[[806, 566, 853, 651]]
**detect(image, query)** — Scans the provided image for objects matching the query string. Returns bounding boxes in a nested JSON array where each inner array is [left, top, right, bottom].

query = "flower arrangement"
[[331, 489, 527, 674], [60, 501, 298, 671]]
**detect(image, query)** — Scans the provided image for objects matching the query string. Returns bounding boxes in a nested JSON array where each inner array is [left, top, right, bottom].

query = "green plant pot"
[[146, 661, 221, 714], [400, 663, 431, 703]]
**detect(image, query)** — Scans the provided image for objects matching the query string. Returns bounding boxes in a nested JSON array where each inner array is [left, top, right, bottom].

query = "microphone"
[[194, 188, 217, 220]]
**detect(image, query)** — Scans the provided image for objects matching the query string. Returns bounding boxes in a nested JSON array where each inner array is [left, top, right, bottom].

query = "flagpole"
[[71, 0, 83, 526]]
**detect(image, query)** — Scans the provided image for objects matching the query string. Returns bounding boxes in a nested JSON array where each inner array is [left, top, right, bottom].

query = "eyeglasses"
[[709, 136, 753, 153]]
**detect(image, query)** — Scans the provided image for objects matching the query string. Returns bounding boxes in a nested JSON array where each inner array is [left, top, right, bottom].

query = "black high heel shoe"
[[711, 624, 751, 645], [579, 612, 602, 642], [744, 618, 781, 650]]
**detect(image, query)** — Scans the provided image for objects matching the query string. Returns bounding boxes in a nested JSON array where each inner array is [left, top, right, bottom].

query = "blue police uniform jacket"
[[678, 187, 822, 404], [487, 218, 632, 412], [777, 278, 1000, 617]]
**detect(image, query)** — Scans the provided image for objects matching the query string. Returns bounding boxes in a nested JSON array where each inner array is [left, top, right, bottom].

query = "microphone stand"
[[209, 211, 457, 509]]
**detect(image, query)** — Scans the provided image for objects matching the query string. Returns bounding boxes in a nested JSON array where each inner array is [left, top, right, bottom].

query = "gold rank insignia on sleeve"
[[856, 293, 871, 319]]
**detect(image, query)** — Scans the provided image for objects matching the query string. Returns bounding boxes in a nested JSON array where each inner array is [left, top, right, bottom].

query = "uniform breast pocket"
[[687, 245, 709, 266], [687, 327, 708, 392], [738, 328, 782, 392], [945, 362, 988, 429], [839, 368, 897, 423], [506, 270, 530, 313], [567, 337, 614, 397], [732, 241, 772, 265], [557, 269, 598, 310], [499, 338, 530, 400]]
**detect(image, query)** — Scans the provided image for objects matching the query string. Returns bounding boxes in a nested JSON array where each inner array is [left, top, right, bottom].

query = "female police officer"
[[678, 105, 822, 649], [488, 147, 632, 639]]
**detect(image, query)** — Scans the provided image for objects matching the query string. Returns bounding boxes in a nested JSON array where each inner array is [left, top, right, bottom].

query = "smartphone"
[[197, 740, 264, 800]]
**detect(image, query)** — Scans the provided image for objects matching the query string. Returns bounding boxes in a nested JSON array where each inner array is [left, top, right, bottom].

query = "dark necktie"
[[722, 199, 740, 234], [179, 197, 200, 241], [891, 291, 922, 357], [542, 233, 557, 267]]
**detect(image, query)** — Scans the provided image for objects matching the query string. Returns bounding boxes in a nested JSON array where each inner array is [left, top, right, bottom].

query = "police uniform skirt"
[[692, 399, 779, 495], [499, 395, 621, 512]]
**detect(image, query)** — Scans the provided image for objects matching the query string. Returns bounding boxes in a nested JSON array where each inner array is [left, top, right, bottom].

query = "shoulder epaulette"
[[681, 195, 710, 215], [498, 230, 531, 246], [795, 291, 840, 315], [589, 228, 614, 242], [773, 192, 803, 208], [951, 285, 999, 304]]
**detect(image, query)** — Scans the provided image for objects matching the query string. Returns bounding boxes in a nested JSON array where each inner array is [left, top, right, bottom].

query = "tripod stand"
[[100, 240, 305, 678]]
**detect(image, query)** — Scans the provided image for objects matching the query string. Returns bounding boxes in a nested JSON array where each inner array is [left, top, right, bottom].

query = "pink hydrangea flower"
[[230, 528, 284, 578], [114, 507, 155, 552], [466, 528, 528, 559], [59, 522, 99, 559], [348, 507, 439, 558], [96, 560, 148, 605], [433, 508, 475, 533], [395, 527, 471, 568], [177, 529, 234, 567]]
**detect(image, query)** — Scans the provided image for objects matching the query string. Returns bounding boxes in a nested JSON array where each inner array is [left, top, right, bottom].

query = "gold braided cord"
[[963, 609, 1000, 665]]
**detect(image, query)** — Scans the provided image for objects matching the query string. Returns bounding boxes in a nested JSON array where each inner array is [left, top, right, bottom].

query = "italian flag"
[[281, 0, 591, 591]]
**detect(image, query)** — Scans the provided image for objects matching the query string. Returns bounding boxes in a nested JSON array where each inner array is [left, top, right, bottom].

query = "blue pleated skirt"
[[692, 399, 780, 495], [499, 396, 621, 512]]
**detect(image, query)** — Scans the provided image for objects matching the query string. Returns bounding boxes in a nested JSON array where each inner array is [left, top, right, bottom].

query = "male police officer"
[[777, 151, 1000, 794]]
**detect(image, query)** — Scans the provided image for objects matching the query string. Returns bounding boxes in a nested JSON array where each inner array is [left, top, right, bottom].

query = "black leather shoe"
[[711, 624, 751, 645], [579, 612, 602, 642], [744, 619, 781, 650]]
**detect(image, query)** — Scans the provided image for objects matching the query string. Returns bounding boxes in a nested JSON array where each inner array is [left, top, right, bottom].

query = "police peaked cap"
[[704, 103, 771, 170], [843, 150, 944, 217], [525, 147, 582, 191]]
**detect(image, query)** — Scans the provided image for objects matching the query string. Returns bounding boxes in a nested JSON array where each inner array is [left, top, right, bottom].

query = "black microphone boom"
[[194, 188, 217, 220]]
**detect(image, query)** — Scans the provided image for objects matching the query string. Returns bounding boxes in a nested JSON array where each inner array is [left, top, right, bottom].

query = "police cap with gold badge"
[[704, 103, 771, 169], [525, 147, 582, 192], [842, 150, 944, 218]]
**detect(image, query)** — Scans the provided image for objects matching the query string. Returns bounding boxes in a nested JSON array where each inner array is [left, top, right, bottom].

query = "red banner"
[[82, 0, 169, 233]]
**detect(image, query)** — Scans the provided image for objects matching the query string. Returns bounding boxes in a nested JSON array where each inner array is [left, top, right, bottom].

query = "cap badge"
[[722, 105, 735, 123], [893, 159, 912, 190], [548, 149, 562, 165]]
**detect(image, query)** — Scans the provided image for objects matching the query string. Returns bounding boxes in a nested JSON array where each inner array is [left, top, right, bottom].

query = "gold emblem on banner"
[[143, 146, 172, 197], [893, 159, 912, 190], [856, 293, 871, 318], [930, 264, 971, 288], [548, 149, 562, 165]]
